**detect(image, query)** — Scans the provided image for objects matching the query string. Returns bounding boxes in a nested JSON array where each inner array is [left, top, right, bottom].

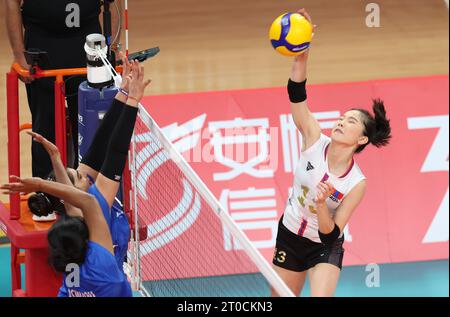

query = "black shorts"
[[272, 217, 345, 272]]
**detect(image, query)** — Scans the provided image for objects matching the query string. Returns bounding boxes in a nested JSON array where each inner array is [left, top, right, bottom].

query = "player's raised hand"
[[27, 131, 60, 158], [127, 60, 151, 105], [314, 181, 334, 205], [1, 175, 42, 195]]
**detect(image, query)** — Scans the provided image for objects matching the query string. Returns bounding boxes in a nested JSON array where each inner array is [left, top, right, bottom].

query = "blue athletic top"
[[87, 183, 130, 272], [57, 241, 132, 297]]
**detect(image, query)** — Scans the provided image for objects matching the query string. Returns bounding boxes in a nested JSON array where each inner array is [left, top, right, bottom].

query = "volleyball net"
[[126, 105, 294, 297]]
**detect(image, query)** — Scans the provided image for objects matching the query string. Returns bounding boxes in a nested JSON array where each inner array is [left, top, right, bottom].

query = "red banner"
[[136, 75, 448, 278]]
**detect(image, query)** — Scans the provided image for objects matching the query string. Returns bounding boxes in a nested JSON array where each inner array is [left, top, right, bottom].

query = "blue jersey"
[[87, 184, 130, 271], [58, 241, 132, 297]]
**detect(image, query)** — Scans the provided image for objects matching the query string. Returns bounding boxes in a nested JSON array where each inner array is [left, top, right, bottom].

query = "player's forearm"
[[80, 98, 126, 173], [49, 154, 81, 213], [5, 0, 25, 59], [100, 102, 137, 181], [290, 57, 307, 83], [315, 202, 335, 234], [49, 154, 74, 187]]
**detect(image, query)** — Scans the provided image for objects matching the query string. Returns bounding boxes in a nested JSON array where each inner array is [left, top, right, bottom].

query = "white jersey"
[[282, 133, 366, 243]]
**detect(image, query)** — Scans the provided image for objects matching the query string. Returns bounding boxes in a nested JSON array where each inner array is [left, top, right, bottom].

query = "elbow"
[[318, 223, 341, 246]]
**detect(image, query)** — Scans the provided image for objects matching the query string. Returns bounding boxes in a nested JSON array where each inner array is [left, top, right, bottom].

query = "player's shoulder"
[[83, 241, 123, 281], [348, 161, 366, 185], [88, 184, 109, 208], [302, 133, 331, 155]]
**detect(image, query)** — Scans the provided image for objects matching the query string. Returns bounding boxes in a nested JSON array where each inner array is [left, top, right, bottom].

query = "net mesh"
[[129, 110, 281, 297]]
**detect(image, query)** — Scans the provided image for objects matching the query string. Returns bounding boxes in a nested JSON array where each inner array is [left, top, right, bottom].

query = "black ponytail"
[[27, 170, 76, 217], [353, 98, 392, 153]]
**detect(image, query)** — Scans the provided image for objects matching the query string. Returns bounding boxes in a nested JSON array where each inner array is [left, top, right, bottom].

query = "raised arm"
[[27, 131, 83, 217], [95, 60, 151, 208], [1, 176, 114, 254], [288, 9, 321, 151]]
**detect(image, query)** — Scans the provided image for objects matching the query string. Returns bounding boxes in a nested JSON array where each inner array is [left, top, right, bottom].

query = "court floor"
[[1, 244, 447, 297]]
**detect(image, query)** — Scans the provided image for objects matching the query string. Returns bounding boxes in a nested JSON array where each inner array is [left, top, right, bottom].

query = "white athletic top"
[[282, 133, 366, 243]]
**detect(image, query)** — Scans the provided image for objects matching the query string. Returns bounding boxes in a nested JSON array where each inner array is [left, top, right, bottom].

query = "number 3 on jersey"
[[273, 248, 287, 263]]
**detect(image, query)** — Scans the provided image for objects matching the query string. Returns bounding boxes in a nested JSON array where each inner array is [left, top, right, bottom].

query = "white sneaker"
[[32, 212, 57, 222]]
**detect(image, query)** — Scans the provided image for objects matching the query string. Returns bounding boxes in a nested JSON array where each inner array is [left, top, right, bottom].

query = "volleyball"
[[269, 12, 313, 57]]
